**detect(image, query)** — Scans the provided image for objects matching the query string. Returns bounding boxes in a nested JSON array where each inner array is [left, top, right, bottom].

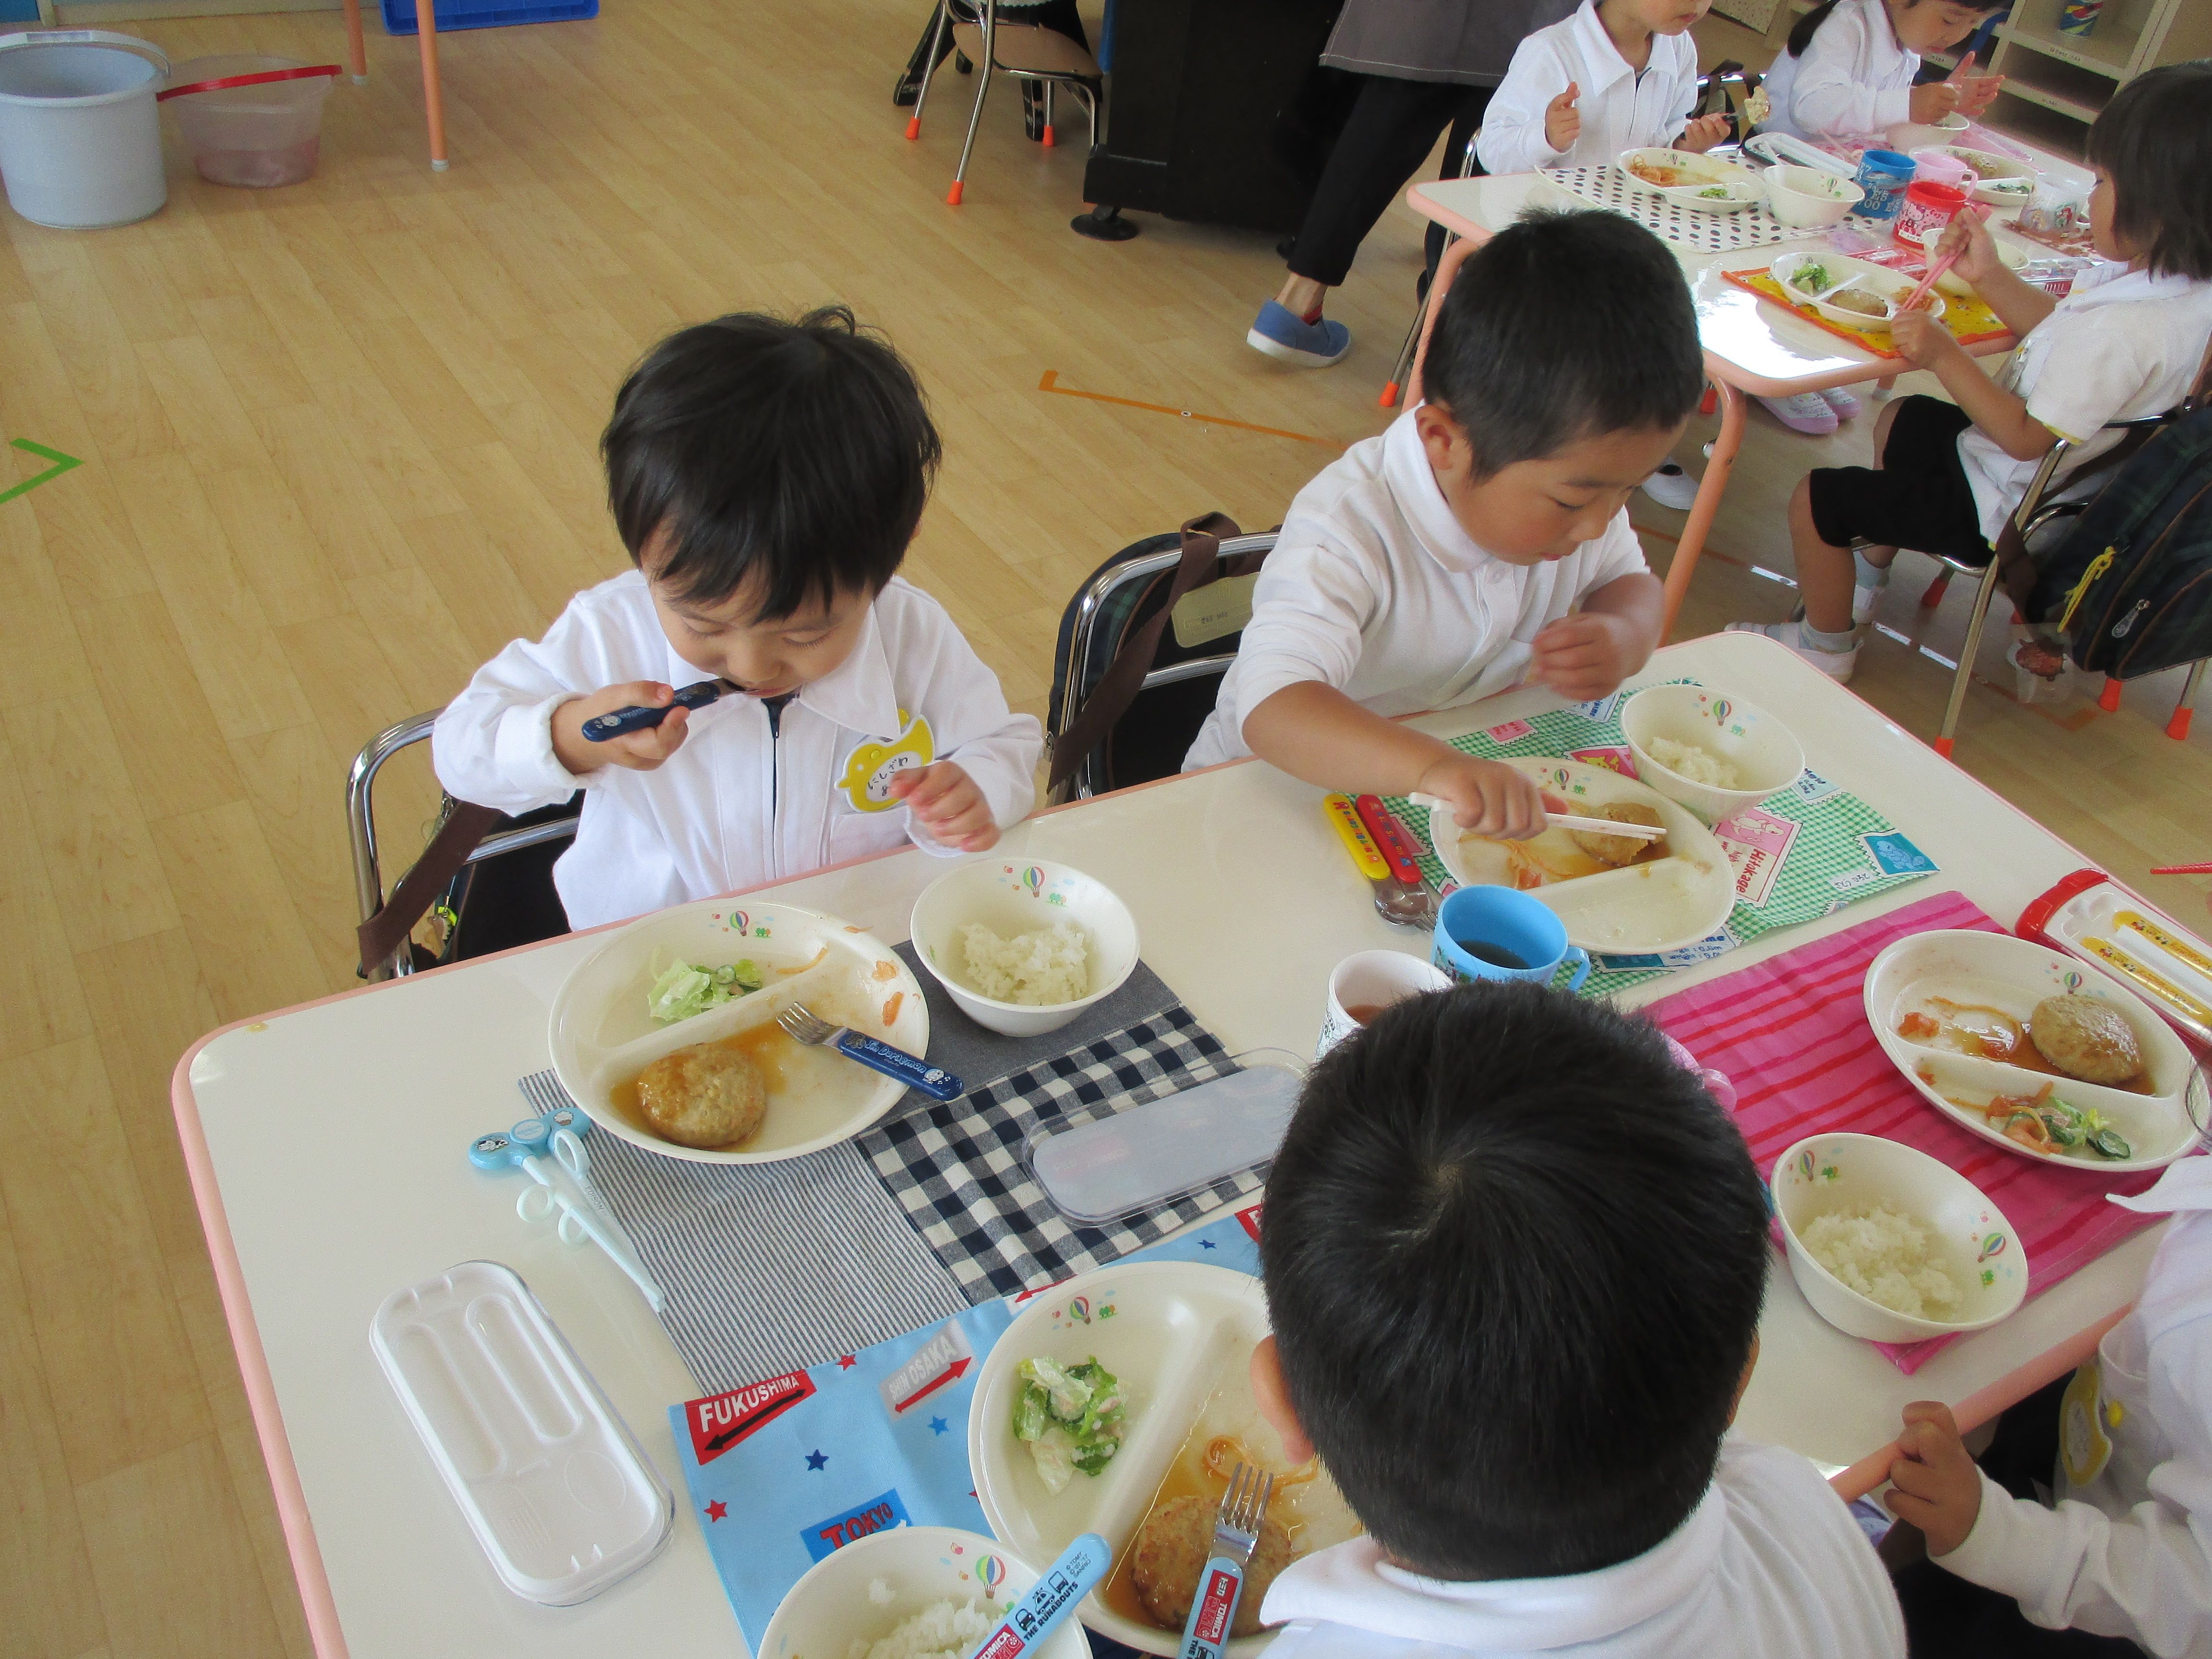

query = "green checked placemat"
[[1384, 683, 1939, 999]]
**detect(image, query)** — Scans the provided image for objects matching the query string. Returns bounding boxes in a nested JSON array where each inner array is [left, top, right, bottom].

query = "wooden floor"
[[2, 2, 2207, 1653]]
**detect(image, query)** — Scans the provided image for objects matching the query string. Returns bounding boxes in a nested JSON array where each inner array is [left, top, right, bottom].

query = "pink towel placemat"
[[1645, 890, 2165, 1372]]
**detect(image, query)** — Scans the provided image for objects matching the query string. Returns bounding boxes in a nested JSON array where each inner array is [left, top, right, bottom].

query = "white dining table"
[[1405, 136, 2094, 636], [174, 630, 2158, 1659]]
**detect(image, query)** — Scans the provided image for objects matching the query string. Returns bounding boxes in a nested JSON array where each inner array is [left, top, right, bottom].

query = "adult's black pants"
[[1286, 74, 1493, 289]]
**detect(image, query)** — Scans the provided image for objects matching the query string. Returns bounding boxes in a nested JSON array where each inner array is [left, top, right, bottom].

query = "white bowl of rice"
[[1771, 1133, 2029, 1343], [757, 1525, 1089, 1659], [911, 859, 1141, 1037], [1621, 684, 1805, 826]]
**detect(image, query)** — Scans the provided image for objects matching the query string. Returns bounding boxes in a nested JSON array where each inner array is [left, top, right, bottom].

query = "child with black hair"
[[1184, 210, 1694, 842], [1247, 982, 1906, 1658], [1732, 63, 2212, 682], [1760, 0, 2002, 144], [434, 308, 1041, 930]]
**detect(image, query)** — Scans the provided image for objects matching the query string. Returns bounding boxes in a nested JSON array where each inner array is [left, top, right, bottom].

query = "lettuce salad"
[[646, 957, 763, 1023], [1011, 1356, 1125, 1495]]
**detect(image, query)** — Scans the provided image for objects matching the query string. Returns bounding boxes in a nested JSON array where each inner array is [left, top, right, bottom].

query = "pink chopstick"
[[2151, 862, 2212, 876], [1899, 204, 1987, 316]]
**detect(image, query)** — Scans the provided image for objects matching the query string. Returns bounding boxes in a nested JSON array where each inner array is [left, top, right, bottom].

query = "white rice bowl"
[[849, 1595, 997, 1659], [1801, 1204, 1959, 1320], [757, 1527, 1088, 1659], [912, 860, 1140, 1037], [1644, 735, 1740, 790]]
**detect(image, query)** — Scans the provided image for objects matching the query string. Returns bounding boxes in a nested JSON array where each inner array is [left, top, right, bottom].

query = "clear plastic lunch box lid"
[[370, 1261, 674, 1606], [1026, 1049, 1306, 1226]]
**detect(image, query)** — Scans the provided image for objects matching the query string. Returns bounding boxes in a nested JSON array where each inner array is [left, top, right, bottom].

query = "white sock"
[[1852, 550, 1891, 589], [1799, 619, 1858, 653]]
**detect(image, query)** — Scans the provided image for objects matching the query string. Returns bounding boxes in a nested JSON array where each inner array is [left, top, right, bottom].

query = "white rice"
[[961, 920, 1091, 1006], [1803, 1204, 1960, 1319], [1647, 735, 1741, 789], [847, 1597, 994, 1659]]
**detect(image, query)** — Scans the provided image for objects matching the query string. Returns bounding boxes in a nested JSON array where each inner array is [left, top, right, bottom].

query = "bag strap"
[[1047, 511, 1242, 793], [355, 799, 504, 977]]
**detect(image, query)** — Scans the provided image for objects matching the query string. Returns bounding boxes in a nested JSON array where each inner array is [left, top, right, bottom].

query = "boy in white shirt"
[[1731, 64, 2212, 683], [1183, 210, 1691, 842], [1248, 982, 1908, 1658], [1885, 1154, 2212, 1657], [1476, 0, 1729, 180], [1759, 0, 2001, 144], [434, 308, 1041, 931]]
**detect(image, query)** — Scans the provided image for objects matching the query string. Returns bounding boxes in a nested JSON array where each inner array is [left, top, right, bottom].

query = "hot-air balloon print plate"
[[1425, 757, 1736, 955]]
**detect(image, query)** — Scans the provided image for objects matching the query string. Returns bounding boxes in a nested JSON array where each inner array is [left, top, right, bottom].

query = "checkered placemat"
[[1382, 681, 1938, 999], [516, 956, 1250, 1394], [858, 1003, 1250, 1304], [1542, 163, 1804, 252]]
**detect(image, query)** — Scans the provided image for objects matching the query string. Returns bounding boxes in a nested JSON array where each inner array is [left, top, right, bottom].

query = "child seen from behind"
[[1183, 211, 1695, 843], [434, 309, 1042, 930], [1249, 982, 1906, 1657], [1732, 64, 2212, 681]]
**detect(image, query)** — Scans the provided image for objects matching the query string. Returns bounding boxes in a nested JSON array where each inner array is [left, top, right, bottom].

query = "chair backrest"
[[1046, 529, 1277, 802], [349, 712, 580, 980]]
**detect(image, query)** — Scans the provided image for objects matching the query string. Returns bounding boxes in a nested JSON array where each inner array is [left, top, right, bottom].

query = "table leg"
[[418, 0, 446, 169], [1662, 378, 1744, 640], [342, 0, 366, 84]]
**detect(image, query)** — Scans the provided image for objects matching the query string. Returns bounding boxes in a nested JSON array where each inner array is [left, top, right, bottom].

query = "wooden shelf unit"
[[1979, 0, 2212, 138]]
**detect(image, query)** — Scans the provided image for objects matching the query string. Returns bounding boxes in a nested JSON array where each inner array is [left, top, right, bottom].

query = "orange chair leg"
[[1041, 124, 1055, 146], [1379, 382, 1400, 409], [2099, 677, 2123, 712], [1920, 571, 1950, 608], [1699, 385, 1718, 416], [947, 180, 964, 205], [1934, 734, 1956, 758], [2172, 706, 2196, 741], [905, 115, 921, 139]]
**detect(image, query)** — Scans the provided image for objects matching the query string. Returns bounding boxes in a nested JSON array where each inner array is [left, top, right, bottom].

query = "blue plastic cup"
[[1431, 887, 1591, 992], [1851, 149, 1916, 220]]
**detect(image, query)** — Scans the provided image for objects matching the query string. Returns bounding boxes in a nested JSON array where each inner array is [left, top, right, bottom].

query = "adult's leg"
[[1278, 75, 1468, 315]]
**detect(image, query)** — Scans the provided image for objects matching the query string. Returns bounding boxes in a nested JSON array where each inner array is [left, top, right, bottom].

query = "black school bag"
[[2028, 402, 2212, 680]]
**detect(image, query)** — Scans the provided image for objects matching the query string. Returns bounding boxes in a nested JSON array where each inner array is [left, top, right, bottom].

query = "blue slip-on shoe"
[[1247, 300, 1351, 368]]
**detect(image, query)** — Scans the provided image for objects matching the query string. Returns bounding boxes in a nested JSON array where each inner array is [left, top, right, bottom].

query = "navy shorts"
[[1805, 395, 1992, 565]]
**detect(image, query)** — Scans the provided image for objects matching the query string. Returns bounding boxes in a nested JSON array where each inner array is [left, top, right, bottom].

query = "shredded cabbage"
[[646, 957, 763, 1023], [1011, 1356, 1124, 1494]]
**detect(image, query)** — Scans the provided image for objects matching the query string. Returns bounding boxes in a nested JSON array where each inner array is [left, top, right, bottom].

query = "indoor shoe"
[[1820, 386, 1864, 420], [1640, 463, 1701, 509], [1726, 620, 1859, 683], [1756, 392, 1840, 435], [1247, 301, 1351, 368]]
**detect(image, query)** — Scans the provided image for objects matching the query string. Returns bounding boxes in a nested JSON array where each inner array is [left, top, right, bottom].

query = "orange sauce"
[[1899, 999, 2150, 1093], [607, 1022, 795, 1150]]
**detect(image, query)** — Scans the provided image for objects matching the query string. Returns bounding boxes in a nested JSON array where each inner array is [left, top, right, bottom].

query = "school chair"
[[1046, 519, 1276, 803], [1379, 129, 1480, 412], [349, 711, 578, 980], [1919, 406, 2203, 757], [904, 0, 1102, 205]]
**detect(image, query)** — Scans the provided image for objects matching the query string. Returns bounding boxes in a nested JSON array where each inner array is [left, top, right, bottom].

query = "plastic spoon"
[[964, 1532, 1111, 1659]]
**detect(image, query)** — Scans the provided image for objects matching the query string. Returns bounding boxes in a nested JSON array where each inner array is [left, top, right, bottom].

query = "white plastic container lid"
[[1026, 1050, 1305, 1225], [370, 1261, 674, 1606]]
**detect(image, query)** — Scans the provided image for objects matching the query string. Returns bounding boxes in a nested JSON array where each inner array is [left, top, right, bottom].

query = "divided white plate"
[[547, 896, 928, 1164], [970, 1262, 1358, 1658], [1615, 145, 1763, 211], [1424, 757, 1736, 955], [1767, 252, 1945, 332], [1864, 930, 2205, 1174]]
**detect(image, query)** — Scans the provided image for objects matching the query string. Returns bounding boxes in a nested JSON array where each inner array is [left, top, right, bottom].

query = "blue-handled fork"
[[776, 1003, 963, 1102], [580, 677, 739, 741], [1177, 1462, 1276, 1659]]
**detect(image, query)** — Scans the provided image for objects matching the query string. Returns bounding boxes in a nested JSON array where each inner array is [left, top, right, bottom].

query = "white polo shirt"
[[433, 572, 1042, 930], [1959, 261, 2212, 543], [1182, 409, 1649, 770], [1257, 1439, 1907, 1658], [1758, 0, 1916, 142], [1936, 1156, 2212, 1656], [1478, 0, 1700, 177]]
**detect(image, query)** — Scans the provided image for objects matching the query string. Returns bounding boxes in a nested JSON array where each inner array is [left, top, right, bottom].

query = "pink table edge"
[[168, 654, 2145, 1653]]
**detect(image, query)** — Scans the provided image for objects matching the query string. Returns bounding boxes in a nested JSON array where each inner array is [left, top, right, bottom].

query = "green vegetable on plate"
[[1011, 1355, 1126, 1495], [647, 957, 764, 1023]]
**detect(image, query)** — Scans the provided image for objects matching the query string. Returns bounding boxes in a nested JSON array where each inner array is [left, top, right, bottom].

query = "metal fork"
[[774, 1003, 963, 1102], [1177, 1461, 1277, 1659]]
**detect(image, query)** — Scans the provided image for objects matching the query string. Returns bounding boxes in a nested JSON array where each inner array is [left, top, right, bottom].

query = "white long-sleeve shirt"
[[1258, 1439, 1906, 1657], [433, 572, 1042, 930], [1936, 1156, 2212, 1658], [1758, 0, 1916, 141], [1477, 0, 1700, 176], [1181, 409, 1649, 770]]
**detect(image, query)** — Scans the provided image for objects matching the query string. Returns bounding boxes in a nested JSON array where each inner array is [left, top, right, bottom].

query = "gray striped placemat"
[[518, 951, 1246, 1395]]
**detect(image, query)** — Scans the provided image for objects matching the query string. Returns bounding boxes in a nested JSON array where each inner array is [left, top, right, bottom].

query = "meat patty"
[[1128, 1494, 1295, 1637], [2029, 996, 2144, 1087], [1569, 801, 1667, 867], [635, 1042, 768, 1148]]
